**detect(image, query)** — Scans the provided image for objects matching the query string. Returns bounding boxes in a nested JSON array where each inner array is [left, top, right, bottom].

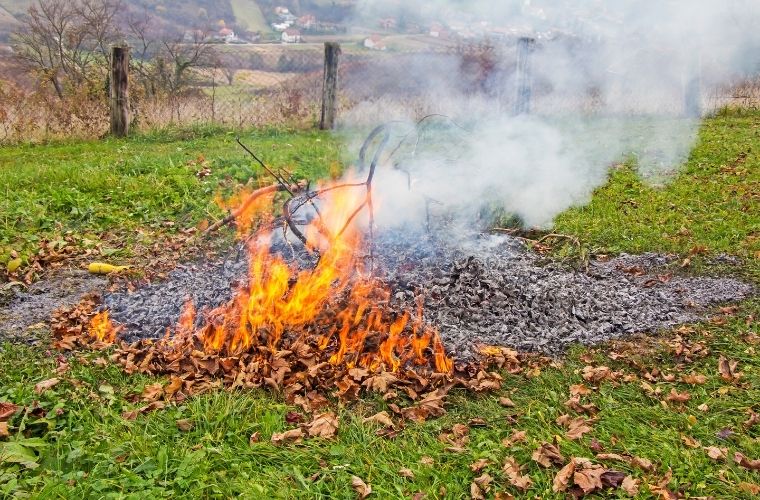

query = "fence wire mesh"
[[1, 41, 759, 144]]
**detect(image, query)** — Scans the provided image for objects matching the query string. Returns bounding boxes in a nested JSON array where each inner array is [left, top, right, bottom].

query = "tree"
[[12, 0, 122, 98]]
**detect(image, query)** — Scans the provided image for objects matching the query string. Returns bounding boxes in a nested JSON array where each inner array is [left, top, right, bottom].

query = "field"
[[230, 0, 270, 33], [1, 112, 759, 498]]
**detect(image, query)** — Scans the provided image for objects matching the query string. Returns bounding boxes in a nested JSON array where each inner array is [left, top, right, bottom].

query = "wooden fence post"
[[110, 46, 130, 137], [320, 42, 341, 130], [684, 55, 702, 118], [514, 37, 535, 115]]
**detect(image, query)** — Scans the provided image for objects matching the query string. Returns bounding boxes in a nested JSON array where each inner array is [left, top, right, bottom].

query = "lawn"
[[1, 112, 759, 498]]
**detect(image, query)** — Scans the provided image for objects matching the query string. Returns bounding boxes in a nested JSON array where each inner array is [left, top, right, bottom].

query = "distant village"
[[199, 4, 567, 48]]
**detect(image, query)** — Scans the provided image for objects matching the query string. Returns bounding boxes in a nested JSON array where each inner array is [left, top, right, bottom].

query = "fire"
[[89, 311, 117, 343], [215, 184, 276, 237], [189, 178, 452, 373]]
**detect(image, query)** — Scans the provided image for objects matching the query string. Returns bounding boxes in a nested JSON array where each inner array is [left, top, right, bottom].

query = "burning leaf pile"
[[52, 169, 509, 416]]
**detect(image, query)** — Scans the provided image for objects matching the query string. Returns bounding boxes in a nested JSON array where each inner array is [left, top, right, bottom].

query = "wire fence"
[[134, 42, 760, 130], [1, 40, 760, 144]]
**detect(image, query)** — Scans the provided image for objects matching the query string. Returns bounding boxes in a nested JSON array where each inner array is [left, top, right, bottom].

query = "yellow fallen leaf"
[[88, 262, 131, 274], [6, 258, 22, 273]]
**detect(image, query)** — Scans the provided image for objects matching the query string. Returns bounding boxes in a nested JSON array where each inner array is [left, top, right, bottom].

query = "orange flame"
[[174, 177, 452, 373], [215, 184, 276, 237], [89, 311, 117, 343]]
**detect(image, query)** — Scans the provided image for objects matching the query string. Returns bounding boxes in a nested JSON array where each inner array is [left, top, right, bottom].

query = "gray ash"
[[103, 231, 754, 357]]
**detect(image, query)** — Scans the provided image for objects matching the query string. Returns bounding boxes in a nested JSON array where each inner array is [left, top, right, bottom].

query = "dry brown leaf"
[[630, 456, 654, 472], [468, 371, 503, 392], [570, 383, 593, 396], [469, 458, 490, 473], [704, 446, 727, 461], [718, 355, 741, 382], [419, 456, 434, 466], [564, 395, 599, 415], [743, 411, 759, 429], [532, 442, 565, 468], [399, 467, 415, 479], [502, 456, 532, 491], [665, 388, 691, 403], [362, 372, 398, 393], [306, 412, 339, 439], [582, 365, 619, 383], [249, 431, 261, 444], [498, 397, 515, 407], [473, 473, 493, 491], [574, 464, 606, 493], [621, 475, 640, 496], [351, 475, 372, 499], [648, 468, 675, 499], [0, 421, 9, 438], [681, 373, 707, 385], [121, 401, 165, 420], [697, 403, 709, 412], [566, 417, 594, 440], [0, 402, 19, 422], [271, 428, 304, 445], [493, 492, 515, 500], [363, 411, 393, 427], [734, 451, 760, 470], [34, 377, 60, 394], [176, 419, 193, 432], [141, 382, 164, 402], [680, 435, 700, 448], [552, 460, 575, 492], [164, 376, 183, 399], [501, 429, 527, 448], [470, 481, 484, 500], [738, 482, 760, 495]]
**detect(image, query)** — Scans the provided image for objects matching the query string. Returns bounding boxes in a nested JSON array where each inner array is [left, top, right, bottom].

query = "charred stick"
[[236, 138, 294, 196]]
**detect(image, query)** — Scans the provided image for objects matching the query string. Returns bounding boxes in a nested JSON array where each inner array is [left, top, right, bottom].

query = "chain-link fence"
[[1, 40, 759, 144], [130, 40, 760, 130]]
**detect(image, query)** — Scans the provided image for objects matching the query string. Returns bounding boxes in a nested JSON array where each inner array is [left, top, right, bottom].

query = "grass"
[[1, 112, 760, 498], [0, 125, 342, 267]]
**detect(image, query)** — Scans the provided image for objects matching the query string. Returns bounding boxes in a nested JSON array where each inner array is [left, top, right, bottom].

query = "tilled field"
[[102, 231, 754, 358]]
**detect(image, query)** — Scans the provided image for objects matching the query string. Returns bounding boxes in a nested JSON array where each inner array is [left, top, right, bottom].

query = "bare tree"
[[12, 0, 122, 97], [158, 28, 216, 96], [218, 51, 242, 86]]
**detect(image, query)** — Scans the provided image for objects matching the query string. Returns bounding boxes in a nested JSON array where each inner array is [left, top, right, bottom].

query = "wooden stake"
[[110, 46, 130, 137], [320, 42, 341, 130]]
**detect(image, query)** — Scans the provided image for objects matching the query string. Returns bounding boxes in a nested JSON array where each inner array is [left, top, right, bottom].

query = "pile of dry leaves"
[[51, 295, 533, 434]]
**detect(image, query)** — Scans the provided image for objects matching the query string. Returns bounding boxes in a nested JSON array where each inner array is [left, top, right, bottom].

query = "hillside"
[[0, 0, 356, 38]]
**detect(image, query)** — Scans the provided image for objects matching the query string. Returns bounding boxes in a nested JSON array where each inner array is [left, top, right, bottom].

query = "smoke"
[[337, 0, 760, 229]]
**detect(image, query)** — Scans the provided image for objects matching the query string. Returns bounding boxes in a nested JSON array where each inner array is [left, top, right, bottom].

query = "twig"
[[204, 182, 306, 234]]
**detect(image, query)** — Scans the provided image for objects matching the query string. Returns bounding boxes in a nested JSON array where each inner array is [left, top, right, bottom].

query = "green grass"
[[0, 126, 341, 266], [1, 303, 758, 498], [553, 111, 760, 282], [1, 113, 760, 497]]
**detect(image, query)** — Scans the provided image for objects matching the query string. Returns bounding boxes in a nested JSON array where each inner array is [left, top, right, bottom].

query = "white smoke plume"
[[338, 0, 760, 229]]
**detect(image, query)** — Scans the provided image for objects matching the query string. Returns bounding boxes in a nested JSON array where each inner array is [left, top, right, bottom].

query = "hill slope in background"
[[0, 0, 356, 37]]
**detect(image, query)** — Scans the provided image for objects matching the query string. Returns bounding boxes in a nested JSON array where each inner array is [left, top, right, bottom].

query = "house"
[[363, 35, 387, 51], [429, 22, 448, 38], [282, 28, 302, 43], [274, 6, 289, 16], [272, 22, 291, 31], [296, 15, 316, 29], [218, 27, 236, 43]]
